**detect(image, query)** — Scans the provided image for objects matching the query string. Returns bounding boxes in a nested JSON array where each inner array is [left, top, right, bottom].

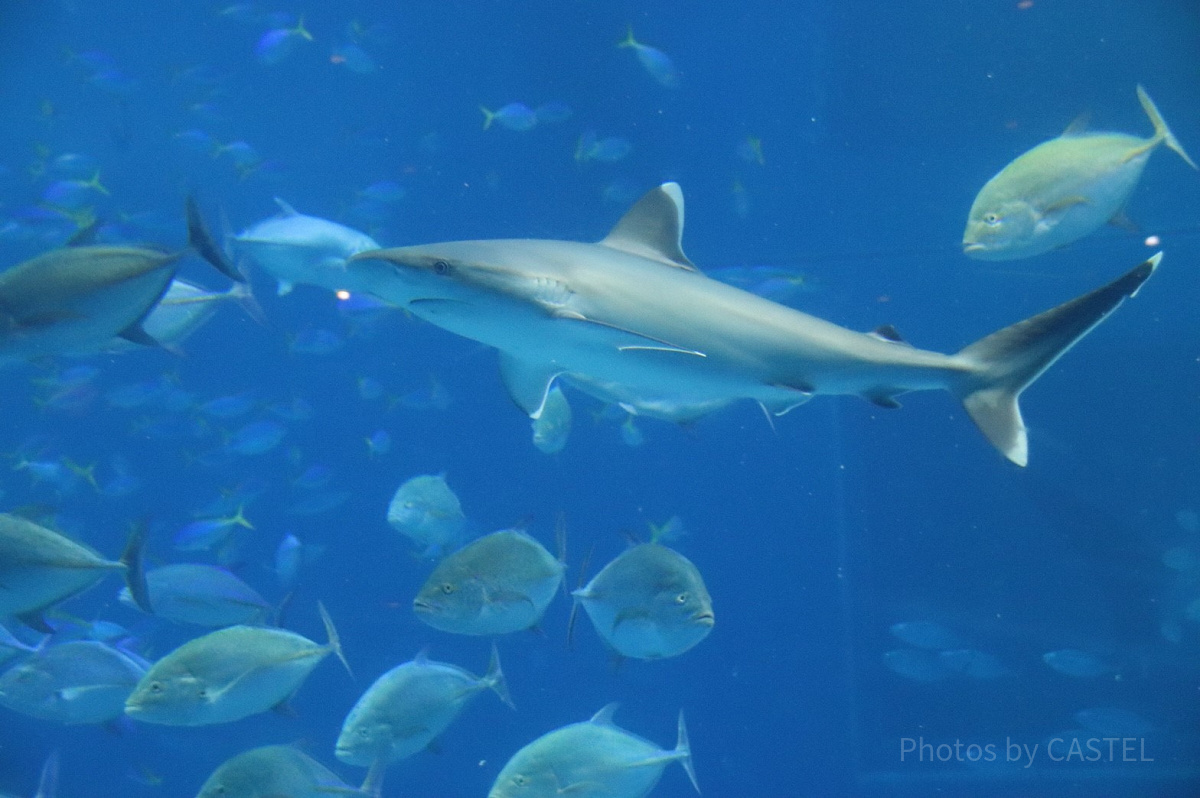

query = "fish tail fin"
[[952, 254, 1158, 466], [479, 106, 495, 130], [230, 504, 255, 530], [318, 601, 353, 677], [485, 641, 516, 709], [185, 195, 247, 282], [565, 542, 595, 649], [1137, 85, 1198, 169], [87, 170, 110, 196], [292, 15, 313, 41], [617, 24, 637, 48], [226, 278, 269, 327], [675, 710, 700, 794], [119, 520, 153, 615]]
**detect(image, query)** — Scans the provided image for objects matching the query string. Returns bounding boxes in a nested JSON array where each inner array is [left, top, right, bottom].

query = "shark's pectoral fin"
[[118, 323, 164, 349], [498, 354, 561, 419], [551, 310, 706, 356], [598, 183, 698, 271]]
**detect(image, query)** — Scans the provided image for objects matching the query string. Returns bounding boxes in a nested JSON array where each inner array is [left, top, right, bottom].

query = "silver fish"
[[124, 602, 347, 726], [531, 385, 571, 454], [335, 644, 513, 767], [488, 704, 698, 798], [414, 527, 565, 635], [0, 197, 241, 363], [117, 563, 272, 627], [386, 473, 467, 557], [964, 86, 1196, 260], [571, 543, 713, 660], [232, 198, 379, 296], [195, 744, 382, 798], [0, 640, 146, 724], [0, 514, 150, 631]]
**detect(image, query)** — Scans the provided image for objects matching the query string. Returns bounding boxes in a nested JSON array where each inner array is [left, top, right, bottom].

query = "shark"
[[348, 183, 1158, 466]]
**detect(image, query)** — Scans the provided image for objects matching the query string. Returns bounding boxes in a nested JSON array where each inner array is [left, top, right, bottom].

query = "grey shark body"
[[349, 183, 1156, 466]]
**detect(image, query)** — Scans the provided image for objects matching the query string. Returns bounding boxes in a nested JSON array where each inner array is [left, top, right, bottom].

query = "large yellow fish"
[[963, 86, 1195, 260]]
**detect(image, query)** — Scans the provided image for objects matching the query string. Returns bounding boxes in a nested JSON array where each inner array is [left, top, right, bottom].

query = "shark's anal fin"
[[553, 310, 706, 356], [598, 183, 697, 271], [498, 354, 561, 419]]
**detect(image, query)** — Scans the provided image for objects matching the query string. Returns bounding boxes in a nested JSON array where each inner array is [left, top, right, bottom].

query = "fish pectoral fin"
[[484, 586, 536, 609], [555, 780, 607, 795], [16, 609, 55, 634], [276, 279, 295, 296], [498, 354, 562, 419], [1038, 196, 1091, 222]]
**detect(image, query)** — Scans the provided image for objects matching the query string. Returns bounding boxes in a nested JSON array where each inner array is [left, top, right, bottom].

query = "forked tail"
[[954, 254, 1159, 466]]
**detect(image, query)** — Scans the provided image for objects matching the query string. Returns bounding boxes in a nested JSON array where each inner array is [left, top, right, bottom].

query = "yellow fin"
[[1136, 85, 1197, 170]]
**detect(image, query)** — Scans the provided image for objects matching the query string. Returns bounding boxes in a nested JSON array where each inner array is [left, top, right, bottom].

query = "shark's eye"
[[433, 260, 451, 275]]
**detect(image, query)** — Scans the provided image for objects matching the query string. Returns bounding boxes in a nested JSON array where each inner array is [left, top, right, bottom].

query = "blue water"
[[1, 1, 1199, 796]]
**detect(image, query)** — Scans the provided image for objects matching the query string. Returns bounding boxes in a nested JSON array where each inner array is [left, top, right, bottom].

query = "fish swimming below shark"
[[348, 183, 1158, 466]]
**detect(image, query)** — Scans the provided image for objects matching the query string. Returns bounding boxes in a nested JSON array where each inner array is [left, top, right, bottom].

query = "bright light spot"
[[336, 290, 351, 300], [1144, 235, 1160, 248], [1017, 0, 1034, 9]]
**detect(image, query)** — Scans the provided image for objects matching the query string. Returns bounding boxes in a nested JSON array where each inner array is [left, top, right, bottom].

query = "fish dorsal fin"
[[413, 647, 431, 664], [273, 197, 300, 216], [590, 702, 620, 726], [599, 183, 697, 271], [1061, 113, 1090, 137], [66, 219, 101, 246]]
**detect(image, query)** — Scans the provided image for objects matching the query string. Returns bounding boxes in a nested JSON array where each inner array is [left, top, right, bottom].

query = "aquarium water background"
[[0, 1, 1198, 796]]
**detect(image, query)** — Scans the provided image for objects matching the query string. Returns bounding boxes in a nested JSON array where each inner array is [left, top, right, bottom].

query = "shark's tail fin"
[[953, 254, 1159, 466]]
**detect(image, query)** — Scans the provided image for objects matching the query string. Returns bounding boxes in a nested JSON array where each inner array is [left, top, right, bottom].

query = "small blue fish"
[[173, 505, 254, 552], [617, 26, 680, 88], [199, 391, 257, 419], [42, 171, 109, 210], [226, 419, 287, 456], [357, 376, 385, 401], [255, 16, 313, 65], [366, 429, 391, 456], [174, 128, 218, 155], [736, 136, 765, 165], [575, 131, 632, 163], [293, 463, 334, 490], [358, 180, 405, 203], [331, 42, 376, 73], [480, 103, 538, 132]]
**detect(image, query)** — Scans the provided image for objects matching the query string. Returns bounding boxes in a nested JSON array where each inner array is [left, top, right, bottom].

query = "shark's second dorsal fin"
[[599, 183, 697, 272], [273, 197, 300, 217]]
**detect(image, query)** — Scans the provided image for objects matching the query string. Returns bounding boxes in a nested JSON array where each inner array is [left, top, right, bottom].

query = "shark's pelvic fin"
[[499, 353, 562, 418], [954, 253, 1159, 466], [598, 182, 697, 271]]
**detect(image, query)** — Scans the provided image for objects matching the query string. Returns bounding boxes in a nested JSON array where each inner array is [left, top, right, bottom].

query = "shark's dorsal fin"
[[272, 197, 300, 216], [599, 183, 697, 271], [498, 354, 562, 419]]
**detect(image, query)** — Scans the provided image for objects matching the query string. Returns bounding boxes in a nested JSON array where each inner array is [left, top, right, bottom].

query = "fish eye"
[[983, 213, 1001, 226], [512, 775, 527, 787], [433, 259, 451, 275], [441, 582, 456, 594], [149, 681, 163, 694], [675, 592, 689, 604]]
